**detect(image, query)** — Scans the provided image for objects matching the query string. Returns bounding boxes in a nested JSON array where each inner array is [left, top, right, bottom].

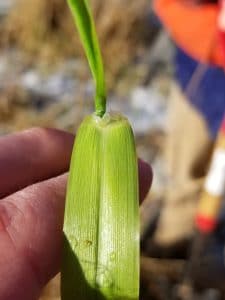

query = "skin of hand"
[[0, 127, 153, 300]]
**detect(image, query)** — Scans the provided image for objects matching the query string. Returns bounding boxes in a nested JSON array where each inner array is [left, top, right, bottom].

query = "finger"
[[0, 161, 152, 300], [138, 159, 153, 202], [0, 174, 67, 300], [0, 128, 74, 199]]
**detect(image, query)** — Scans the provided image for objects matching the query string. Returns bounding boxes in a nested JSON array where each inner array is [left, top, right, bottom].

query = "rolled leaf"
[[62, 113, 139, 300]]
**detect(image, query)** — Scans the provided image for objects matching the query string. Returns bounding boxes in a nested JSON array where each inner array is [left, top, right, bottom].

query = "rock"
[[0, 0, 15, 17]]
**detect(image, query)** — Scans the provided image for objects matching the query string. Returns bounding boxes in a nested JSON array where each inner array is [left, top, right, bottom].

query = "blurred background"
[[1, 0, 225, 299]]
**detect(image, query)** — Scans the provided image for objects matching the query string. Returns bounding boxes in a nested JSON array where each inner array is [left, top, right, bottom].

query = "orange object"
[[196, 214, 217, 233], [154, 0, 225, 68], [196, 192, 221, 233]]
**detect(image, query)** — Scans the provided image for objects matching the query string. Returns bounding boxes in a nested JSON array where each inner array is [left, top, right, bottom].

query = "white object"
[[205, 148, 225, 197]]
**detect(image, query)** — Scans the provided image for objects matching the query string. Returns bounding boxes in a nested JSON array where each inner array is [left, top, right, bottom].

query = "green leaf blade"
[[67, 0, 106, 116]]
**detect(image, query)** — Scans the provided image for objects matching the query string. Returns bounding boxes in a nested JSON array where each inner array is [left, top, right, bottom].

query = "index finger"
[[0, 128, 74, 199], [0, 128, 152, 202]]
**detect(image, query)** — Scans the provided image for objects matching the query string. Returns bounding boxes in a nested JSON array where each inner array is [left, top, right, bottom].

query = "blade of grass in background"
[[67, 0, 106, 117]]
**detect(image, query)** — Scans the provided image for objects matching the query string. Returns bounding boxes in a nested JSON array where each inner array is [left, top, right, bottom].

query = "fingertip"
[[138, 159, 153, 202], [0, 127, 74, 198]]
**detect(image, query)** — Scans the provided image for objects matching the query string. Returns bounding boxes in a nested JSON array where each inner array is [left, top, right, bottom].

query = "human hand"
[[0, 128, 152, 300]]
